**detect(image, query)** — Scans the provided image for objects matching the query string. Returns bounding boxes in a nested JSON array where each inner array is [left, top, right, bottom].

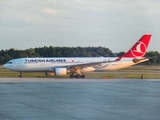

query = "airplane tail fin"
[[117, 34, 151, 60]]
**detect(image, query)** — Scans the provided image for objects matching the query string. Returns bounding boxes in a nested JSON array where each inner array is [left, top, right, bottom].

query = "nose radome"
[[3, 64, 7, 69]]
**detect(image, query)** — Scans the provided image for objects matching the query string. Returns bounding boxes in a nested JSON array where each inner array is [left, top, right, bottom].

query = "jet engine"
[[54, 68, 67, 76]]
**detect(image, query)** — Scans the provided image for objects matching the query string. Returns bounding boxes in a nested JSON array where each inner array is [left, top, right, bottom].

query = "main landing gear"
[[69, 68, 85, 78], [70, 74, 85, 78]]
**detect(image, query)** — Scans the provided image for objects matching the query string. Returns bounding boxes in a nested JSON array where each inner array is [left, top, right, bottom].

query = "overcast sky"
[[0, 0, 160, 52]]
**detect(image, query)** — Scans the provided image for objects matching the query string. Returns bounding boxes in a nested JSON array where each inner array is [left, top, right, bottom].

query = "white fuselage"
[[3, 57, 146, 73]]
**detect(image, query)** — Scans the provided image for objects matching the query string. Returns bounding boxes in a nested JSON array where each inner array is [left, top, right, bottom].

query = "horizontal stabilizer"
[[132, 56, 156, 63]]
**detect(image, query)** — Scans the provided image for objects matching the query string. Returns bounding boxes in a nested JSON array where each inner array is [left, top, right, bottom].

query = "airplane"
[[3, 34, 152, 78]]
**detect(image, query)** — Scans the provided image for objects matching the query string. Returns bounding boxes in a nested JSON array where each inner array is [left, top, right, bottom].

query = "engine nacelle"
[[54, 68, 67, 76]]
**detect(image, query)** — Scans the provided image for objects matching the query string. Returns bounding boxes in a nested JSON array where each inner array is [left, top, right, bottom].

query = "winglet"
[[117, 34, 152, 59]]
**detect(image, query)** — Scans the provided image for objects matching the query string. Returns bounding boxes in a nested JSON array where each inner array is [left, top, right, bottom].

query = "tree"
[[0, 46, 160, 65], [146, 51, 160, 65]]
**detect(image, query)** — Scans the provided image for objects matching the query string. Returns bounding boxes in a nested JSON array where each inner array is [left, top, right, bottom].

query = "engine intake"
[[54, 68, 67, 76]]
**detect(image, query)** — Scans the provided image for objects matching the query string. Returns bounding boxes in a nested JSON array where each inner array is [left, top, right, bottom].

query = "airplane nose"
[[3, 64, 7, 69]]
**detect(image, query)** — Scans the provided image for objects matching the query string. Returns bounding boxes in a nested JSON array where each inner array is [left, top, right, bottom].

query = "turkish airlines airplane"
[[3, 34, 152, 78]]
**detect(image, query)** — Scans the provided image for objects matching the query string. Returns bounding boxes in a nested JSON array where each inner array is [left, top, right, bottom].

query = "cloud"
[[0, 0, 160, 51], [43, 8, 60, 16], [1, 0, 159, 27]]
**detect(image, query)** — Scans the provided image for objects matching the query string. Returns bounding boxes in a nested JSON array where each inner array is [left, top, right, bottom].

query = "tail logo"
[[131, 41, 146, 57]]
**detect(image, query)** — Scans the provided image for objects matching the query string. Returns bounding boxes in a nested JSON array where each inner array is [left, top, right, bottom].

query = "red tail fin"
[[121, 34, 151, 58]]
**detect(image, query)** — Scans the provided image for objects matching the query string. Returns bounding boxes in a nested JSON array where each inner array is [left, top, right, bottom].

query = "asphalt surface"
[[0, 78, 160, 120]]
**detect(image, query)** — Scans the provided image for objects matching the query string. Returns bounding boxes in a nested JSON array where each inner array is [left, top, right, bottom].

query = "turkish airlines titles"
[[25, 59, 66, 63]]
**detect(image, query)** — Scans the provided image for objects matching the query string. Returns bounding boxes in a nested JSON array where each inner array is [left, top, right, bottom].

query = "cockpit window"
[[8, 62, 12, 64]]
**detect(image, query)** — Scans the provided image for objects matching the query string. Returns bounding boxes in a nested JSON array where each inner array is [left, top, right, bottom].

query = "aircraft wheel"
[[70, 74, 75, 78], [75, 74, 81, 78], [81, 75, 85, 78]]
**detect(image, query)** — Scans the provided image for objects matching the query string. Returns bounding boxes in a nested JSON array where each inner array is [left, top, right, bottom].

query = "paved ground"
[[0, 78, 160, 120]]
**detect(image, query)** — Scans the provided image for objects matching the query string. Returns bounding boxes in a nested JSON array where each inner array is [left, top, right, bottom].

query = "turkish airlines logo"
[[131, 41, 146, 57]]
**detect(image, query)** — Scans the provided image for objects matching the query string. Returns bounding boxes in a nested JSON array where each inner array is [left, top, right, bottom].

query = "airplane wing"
[[66, 56, 156, 69], [66, 60, 115, 69], [64, 56, 155, 69], [51, 59, 116, 69]]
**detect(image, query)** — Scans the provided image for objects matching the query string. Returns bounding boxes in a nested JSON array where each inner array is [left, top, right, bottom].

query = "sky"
[[0, 0, 160, 53]]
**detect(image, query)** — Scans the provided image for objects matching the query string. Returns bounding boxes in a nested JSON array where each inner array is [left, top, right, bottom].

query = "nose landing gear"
[[19, 72, 22, 78]]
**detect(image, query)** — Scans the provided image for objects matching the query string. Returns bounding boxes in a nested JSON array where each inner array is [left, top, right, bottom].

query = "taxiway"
[[0, 78, 160, 120]]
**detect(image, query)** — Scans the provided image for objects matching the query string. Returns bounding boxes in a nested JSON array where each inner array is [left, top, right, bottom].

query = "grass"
[[0, 65, 160, 79]]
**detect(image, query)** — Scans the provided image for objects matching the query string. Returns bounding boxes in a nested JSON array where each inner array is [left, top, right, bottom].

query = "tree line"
[[0, 46, 159, 65]]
